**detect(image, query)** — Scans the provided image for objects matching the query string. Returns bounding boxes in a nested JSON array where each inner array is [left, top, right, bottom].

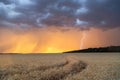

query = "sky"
[[0, 0, 120, 53]]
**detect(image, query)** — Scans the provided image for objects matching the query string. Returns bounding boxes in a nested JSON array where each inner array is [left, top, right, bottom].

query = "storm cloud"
[[0, 0, 120, 29]]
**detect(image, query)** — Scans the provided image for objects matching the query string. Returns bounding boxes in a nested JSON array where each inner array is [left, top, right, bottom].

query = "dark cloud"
[[79, 0, 120, 29], [0, 0, 120, 29], [0, 0, 11, 4]]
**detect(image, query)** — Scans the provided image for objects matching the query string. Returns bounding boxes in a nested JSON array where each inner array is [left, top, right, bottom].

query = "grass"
[[0, 53, 120, 80]]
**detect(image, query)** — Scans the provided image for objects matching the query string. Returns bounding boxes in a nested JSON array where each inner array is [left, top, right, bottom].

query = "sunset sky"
[[0, 0, 120, 53]]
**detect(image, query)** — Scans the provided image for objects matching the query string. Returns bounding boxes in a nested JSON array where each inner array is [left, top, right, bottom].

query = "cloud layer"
[[0, 0, 120, 29]]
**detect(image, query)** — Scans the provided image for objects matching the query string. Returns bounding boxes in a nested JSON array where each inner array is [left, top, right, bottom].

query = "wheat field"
[[0, 53, 120, 80]]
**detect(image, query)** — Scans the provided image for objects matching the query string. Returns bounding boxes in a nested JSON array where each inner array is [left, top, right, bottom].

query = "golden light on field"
[[44, 47, 63, 53]]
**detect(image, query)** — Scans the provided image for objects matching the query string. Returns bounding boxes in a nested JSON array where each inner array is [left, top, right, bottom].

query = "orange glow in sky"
[[0, 27, 120, 53]]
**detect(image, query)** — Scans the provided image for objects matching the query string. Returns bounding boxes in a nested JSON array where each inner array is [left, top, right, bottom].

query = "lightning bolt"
[[80, 31, 87, 49]]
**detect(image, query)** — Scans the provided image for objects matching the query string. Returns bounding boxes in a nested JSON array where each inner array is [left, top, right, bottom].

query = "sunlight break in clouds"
[[0, 0, 120, 53]]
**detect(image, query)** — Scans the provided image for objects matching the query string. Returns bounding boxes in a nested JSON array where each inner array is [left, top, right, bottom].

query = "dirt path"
[[40, 55, 87, 80], [0, 55, 87, 80]]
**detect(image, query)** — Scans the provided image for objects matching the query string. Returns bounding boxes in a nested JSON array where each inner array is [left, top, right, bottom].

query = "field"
[[0, 53, 120, 80]]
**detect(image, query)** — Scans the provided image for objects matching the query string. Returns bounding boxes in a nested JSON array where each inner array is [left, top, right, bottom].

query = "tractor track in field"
[[40, 55, 87, 80], [0, 55, 87, 80]]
